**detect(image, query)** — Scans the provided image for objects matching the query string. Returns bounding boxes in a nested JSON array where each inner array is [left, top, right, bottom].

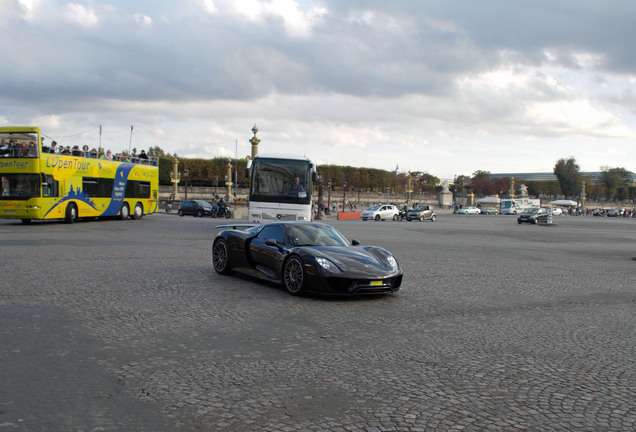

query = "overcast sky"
[[2, 0, 635, 179]]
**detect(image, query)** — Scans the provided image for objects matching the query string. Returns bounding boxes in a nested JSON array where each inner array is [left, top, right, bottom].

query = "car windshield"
[[366, 205, 381, 211], [195, 201, 212, 208], [524, 208, 540, 214], [286, 224, 350, 247], [412, 205, 427, 211]]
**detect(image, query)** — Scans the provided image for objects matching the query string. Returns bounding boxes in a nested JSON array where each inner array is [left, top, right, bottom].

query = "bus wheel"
[[133, 203, 144, 220], [64, 203, 77, 224], [119, 203, 130, 220]]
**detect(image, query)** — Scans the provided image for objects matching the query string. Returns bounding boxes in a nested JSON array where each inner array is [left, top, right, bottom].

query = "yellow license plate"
[[370, 280, 383, 286]]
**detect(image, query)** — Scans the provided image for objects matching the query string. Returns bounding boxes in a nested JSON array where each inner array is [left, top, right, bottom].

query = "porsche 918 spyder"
[[212, 222, 403, 296]]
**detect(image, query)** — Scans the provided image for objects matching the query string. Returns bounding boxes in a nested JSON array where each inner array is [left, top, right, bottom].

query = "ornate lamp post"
[[226, 160, 233, 201], [170, 158, 180, 199], [327, 178, 332, 214], [183, 168, 189, 200], [250, 124, 260, 160], [315, 172, 323, 220], [342, 181, 347, 212]]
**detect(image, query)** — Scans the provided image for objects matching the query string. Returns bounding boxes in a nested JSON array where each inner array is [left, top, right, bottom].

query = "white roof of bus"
[[254, 153, 312, 162]]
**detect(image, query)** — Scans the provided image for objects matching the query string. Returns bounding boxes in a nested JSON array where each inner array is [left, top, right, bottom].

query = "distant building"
[[488, 171, 636, 184]]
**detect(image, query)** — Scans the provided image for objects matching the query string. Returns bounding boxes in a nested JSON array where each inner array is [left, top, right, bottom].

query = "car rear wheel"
[[196, 209, 203, 217], [431, 215, 436, 222], [212, 239, 231, 274], [178, 209, 184, 217], [283, 256, 306, 295]]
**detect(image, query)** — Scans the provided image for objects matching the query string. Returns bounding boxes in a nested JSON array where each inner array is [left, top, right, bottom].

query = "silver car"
[[361, 205, 399, 221]]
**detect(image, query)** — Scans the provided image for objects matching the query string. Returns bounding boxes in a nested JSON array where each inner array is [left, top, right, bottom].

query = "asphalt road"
[[1, 213, 635, 431]]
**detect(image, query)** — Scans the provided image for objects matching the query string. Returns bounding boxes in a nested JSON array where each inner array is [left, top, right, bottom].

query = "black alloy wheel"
[[212, 239, 231, 274], [283, 256, 306, 295]]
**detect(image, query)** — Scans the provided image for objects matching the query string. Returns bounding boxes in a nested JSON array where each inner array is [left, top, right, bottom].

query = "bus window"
[[42, 174, 59, 197], [125, 181, 151, 198], [82, 177, 115, 197], [0, 174, 40, 198]]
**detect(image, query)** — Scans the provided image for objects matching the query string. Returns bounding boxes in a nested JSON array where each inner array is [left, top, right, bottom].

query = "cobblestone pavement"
[[1, 214, 634, 431]]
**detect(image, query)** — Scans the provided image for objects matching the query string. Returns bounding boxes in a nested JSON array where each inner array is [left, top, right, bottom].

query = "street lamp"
[[327, 178, 332, 214], [342, 181, 347, 212], [315, 172, 323, 220], [183, 168, 189, 200], [386, 185, 390, 204]]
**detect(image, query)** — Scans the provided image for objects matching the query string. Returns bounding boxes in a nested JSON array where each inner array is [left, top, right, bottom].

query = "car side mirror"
[[265, 239, 277, 246], [351, 239, 360, 246]]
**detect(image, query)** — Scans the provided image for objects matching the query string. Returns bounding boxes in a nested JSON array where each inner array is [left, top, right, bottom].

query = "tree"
[[599, 167, 631, 200], [553, 158, 582, 197], [147, 145, 167, 157]]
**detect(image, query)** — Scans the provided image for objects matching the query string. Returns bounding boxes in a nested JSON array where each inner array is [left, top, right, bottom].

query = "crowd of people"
[[0, 136, 156, 165]]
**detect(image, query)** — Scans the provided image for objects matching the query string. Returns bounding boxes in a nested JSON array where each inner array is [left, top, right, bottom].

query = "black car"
[[178, 200, 213, 217], [212, 222, 403, 296], [517, 207, 549, 224]]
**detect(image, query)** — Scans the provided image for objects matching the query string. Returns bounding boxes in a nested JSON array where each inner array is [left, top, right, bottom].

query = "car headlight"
[[315, 257, 332, 270], [387, 255, 398, 270]]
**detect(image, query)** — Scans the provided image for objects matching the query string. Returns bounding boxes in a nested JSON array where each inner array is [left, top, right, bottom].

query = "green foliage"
[[553, 158, 582, 197], [600, 166, 631, 199], [158, 156, 249, 187]]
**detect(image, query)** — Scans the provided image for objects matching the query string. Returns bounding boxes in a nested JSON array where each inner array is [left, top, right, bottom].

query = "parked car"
[[550, 207, 563, 216], [178, 200, 214, 217], [406, 205, 436, 222], [458, 206, 480, 215], [480, 207, 499, 215], [517, 207, 549, 224], [212, 222, 403, 295], [361, 205, 399, 221]]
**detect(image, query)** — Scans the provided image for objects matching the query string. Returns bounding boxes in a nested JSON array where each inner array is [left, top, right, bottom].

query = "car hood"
[[304, 246, 399, 276]]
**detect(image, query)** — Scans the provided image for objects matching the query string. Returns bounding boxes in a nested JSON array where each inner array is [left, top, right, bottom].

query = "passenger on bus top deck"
[[97, 147, 105, 159], [82, 145, 90, 157], [49, 141, 58, 153], [105, 149, 113, 160], [138, 149, 148, 160], [28, 141, 37, 156]]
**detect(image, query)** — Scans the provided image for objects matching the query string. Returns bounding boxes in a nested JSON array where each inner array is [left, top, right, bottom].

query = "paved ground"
[[0, 213, 634, 431]]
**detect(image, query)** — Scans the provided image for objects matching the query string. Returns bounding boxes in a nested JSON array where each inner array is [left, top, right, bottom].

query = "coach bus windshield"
[[250, 158, 312, 205]]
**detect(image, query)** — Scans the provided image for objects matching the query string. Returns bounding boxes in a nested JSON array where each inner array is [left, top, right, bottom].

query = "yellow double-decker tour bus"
[[0, 126, 158, 223]]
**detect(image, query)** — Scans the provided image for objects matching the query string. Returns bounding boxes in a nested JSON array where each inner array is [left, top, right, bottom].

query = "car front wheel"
[[283, 256, 306, 295], [375, 214, 380, 221]]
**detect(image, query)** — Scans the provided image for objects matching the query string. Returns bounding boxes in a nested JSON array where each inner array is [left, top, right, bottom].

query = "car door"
[[248, 225, 287, 279]]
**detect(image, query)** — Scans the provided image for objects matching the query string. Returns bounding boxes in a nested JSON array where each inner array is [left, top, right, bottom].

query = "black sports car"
[[212, 222, 403, 296]]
